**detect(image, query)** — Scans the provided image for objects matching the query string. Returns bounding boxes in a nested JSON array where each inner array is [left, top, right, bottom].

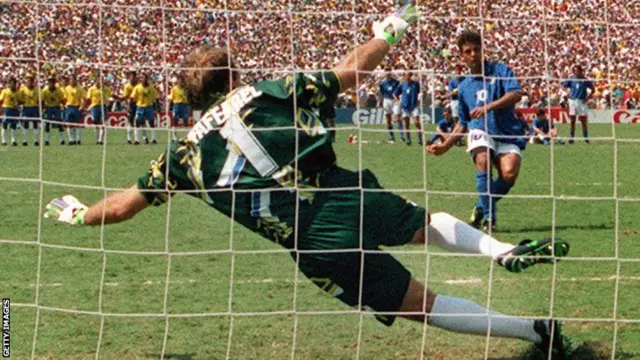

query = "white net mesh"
[[1, 0, 639, 359]]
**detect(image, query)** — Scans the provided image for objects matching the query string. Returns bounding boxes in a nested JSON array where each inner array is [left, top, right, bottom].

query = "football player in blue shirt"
[[428, 31, 526, 232], [428, 107, 456, 145], [561, 65, 594, 144], [530, 109, 564, 145], [394, 72, 422, 145], [379, 72, 403, 142]]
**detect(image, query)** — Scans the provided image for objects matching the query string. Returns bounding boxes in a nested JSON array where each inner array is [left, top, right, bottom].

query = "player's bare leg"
[[470, 148, 493, 229], [568, 115, 576, 144], [395, 113, 405, 142], [579, 115, 589, 144], [403, 116, 411, 145], [385, 113, 395, 142], [397, 278, 572, 358], [412, 115, 422, 145]]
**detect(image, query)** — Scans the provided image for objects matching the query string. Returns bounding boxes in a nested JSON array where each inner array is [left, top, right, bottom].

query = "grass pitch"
[[1, 123, 639, 359]]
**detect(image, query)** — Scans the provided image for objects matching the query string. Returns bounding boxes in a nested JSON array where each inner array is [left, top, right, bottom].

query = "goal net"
[[0, 0, 639, 359]]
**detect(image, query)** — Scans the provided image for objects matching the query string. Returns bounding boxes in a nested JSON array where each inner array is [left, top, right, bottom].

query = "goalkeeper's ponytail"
[[180, 46, 234, 110]]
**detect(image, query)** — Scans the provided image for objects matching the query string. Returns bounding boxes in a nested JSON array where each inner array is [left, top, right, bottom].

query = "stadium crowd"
[[0, 0, 638, 116]]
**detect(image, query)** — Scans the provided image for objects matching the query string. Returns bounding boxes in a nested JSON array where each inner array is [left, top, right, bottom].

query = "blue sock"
[[418, 133, 423, 144], [583, 129, 588, 138], [388, 125, 394, 140], [406, 131, 411, 143], [429, 134, 440, 143], [491, 177, 513, 203], [570, 129, 575, 138], [397, 121, 404, 139], [476, 172, 492, 220]]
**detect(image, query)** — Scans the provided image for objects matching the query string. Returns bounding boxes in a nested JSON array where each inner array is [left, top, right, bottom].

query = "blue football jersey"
[[561, 77, 594, 100], [457, 61, 526, 149], [379, 78, 400, 100], [532, 118, 552, 133], [395, 80, 420, 111], [437, 119, 455, 133]]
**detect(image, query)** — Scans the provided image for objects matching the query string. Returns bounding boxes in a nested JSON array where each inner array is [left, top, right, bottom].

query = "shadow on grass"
[[497, 223, 613, 234], [148, 353, 198, 360], [490, 341, 633, 360]]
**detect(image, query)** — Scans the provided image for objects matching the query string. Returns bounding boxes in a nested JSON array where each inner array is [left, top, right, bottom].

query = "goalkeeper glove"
[[44, 195, 88, 225], [373, 4, 420, 47]]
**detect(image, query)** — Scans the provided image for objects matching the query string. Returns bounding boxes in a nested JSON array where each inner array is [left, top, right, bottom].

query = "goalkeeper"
[[45, 6, 572, 359]]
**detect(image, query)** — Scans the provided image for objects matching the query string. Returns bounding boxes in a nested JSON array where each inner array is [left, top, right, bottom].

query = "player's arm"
[[470, 91, 522, 118], [44, 186, 148, 225], [332, 4, 418, 91], [428, 97, 469, 155]]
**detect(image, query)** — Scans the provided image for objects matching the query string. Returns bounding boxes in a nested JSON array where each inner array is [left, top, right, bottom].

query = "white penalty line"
[[26, 275, 640, 288]]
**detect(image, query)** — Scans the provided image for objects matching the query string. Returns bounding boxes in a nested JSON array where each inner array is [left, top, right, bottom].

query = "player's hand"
[[44, 195, 88, 225], [373, 4, 420, 47], [470, 106, 489, 119], [427, 143, 449, 156]]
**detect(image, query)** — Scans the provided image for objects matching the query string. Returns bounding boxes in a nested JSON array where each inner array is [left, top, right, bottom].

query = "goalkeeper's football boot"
[[497, 238, 570, 273], [534, 320, 573, 360], [469, 205, 484, 229]]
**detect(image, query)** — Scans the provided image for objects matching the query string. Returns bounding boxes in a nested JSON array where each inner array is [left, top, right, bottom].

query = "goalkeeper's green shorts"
[[292, 167, 427, 326]]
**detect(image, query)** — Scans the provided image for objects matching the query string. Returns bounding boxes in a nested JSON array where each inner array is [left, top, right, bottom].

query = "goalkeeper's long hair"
[[180, 46, 235, 110]]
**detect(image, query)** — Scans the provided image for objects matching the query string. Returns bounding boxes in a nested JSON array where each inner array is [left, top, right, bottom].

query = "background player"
[[63, 74, 86, 145], [131, 73, 158, 145], [561, 65, 594, 144], [41, 76, 66, 145], [87, 76, 112, 145], [427, 107, 455, 145], [20, 74, 41, 146], [530, 109, 564, 145], [0, 77, 23, 146], [44, 7, 572, 358], [168, 76, 190, 141], [394, 72, 421, 145], [122, 71, 138, 144], [428, 31, 526, 232], [379, 72, 402, 142]]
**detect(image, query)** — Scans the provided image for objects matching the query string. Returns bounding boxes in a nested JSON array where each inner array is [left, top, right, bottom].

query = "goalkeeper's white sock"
[[1, 128, 6, 144], [126, 125, 132, 141], [430, 295, 542, 344], [427, 212, 514, 259], [11, 129, 17, 143]]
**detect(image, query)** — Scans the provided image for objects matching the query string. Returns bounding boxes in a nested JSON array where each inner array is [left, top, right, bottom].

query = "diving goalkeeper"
[[44, 5, 572, 359]]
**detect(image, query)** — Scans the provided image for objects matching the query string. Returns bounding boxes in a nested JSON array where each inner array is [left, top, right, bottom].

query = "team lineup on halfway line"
[[43, 5, 576, 359]]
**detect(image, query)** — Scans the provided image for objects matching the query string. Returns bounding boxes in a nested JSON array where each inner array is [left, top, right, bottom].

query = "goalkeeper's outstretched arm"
[[45, 186, 148, 226], [332, 4, 419, 91]]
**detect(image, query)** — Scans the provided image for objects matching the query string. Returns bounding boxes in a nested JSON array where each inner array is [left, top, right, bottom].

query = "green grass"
[[1, 123, 639, 359]]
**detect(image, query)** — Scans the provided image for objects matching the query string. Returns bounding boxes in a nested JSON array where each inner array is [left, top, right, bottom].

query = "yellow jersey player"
[[63, 74, 86, 145], [130, 73, 158, 144], [87, 77, 112, 145], [168, 78, 190, 141], [0, 77, 23, 146], [41, 76, 66, 145], [121, 71, 138, 144], [20, 74, 41, 146]]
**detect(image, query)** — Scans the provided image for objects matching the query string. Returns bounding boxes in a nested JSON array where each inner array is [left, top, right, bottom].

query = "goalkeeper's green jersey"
[[137, 71, 342, 245]]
